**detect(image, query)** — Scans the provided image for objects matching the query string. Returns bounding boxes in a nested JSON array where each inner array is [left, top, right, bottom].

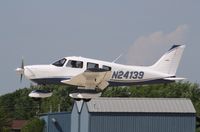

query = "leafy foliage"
[[21, 118, 45, 132], [0, 107, 11, 132], [0, 85, 75, 120]]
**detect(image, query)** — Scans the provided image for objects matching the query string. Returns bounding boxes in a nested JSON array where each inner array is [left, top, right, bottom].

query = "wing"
[[61, 68, 112, 90]]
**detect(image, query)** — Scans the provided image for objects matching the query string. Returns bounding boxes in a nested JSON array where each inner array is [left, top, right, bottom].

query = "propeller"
[[16, 58, 25, 83], [20, 59, 24, 82]]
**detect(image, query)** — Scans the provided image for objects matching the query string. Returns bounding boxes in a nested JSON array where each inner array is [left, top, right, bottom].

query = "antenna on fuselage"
[[112, 54, 123, 63]]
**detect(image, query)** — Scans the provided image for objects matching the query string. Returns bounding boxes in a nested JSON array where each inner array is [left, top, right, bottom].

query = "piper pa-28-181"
[[16, 45, 185, 99]]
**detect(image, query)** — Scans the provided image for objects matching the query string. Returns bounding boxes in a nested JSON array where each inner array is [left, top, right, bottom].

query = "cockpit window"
[[87, 62, 99, 69], [102, 65, 111, 71], [52, 58, 67, 67], [66, 60, 83, 68]]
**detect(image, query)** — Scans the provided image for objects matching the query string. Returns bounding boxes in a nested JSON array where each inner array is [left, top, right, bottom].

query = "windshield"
[[52, 58, 66, 67]]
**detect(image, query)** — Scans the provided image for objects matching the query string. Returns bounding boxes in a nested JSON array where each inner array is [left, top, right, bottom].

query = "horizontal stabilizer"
[[164, 77, 186, 81]]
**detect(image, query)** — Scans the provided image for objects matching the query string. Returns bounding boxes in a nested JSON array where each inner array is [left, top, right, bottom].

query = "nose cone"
[[16, 66, 36, 79], [16, 64, 55, 82], [22, 65, 55, 79], [24, 66, 36, 79], [16, 67, 24, 75]]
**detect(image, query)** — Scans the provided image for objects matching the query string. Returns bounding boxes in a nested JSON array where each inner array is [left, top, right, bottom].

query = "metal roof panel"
[[86, 98, 196, 113]]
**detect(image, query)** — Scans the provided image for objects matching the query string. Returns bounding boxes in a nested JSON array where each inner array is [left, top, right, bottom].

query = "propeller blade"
[[16, 58, 25, 83], [21, 58, 24, 69], [20, 58, 24, 83], [20, 74, 23, 83]]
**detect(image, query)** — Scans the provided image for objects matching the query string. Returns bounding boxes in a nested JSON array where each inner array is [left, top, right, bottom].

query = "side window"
[[87, 62, 99, 69], [66, 60, 83, 68], [102, 65, 112, 71]]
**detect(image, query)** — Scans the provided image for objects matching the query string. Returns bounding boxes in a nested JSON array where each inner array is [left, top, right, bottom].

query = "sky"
[[0, 0, 200, 95]]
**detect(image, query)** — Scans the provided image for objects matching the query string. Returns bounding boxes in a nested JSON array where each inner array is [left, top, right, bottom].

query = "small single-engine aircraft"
[[16, 45, 185, 99]]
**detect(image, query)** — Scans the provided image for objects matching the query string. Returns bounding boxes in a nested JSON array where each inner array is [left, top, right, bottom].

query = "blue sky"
[[0, 0, 199, 95]]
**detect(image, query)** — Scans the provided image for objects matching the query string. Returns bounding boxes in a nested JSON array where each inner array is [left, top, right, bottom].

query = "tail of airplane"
[[150, 45, 185, 76]]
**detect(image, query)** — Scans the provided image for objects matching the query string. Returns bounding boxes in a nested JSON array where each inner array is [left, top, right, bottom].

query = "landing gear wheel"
[[83, 98, 91, 102], [74, 98, 82, 101]]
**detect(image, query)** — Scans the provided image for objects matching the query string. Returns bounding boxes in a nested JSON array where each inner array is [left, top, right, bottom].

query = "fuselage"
[[22, 56, 173, 86]]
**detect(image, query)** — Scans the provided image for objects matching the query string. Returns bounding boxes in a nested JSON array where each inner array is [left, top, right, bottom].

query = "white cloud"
[[126, 24, 188, 66]]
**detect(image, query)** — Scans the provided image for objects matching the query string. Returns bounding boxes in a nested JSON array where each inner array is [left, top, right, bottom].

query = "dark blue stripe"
[[31, 78, 71, 85], [108, 79, 174, 86], [31, 78, 174, 87]]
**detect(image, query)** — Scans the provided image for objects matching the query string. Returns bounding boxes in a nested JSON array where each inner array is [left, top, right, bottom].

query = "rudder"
[[150, 45, 185, 75]]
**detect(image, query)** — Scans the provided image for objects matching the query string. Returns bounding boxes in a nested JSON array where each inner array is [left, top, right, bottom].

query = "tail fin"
[[150, 45, 185, 75]]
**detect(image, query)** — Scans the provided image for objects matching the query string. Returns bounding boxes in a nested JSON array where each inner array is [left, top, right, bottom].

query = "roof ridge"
[[91, 97, 190, 100]]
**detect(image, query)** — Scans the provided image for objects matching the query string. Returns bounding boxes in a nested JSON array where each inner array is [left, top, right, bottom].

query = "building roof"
[[86, 98, 196, 113], [11, 120, 28, 130]]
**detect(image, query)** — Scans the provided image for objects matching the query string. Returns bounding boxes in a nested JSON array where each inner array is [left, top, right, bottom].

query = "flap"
[[61, 69, 112, 90]]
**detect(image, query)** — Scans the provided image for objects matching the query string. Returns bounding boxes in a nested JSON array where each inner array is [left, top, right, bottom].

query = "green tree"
[[2, 127, 10, 132], [0, 107, 11, 132], [21, 118, 44, 132], [0, 85, 75, 120]]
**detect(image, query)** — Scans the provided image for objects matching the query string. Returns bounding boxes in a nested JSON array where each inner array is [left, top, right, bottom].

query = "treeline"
[[0, 85, 75, 131], [0, 81, 200, 131], [0, 85, 75, 120]]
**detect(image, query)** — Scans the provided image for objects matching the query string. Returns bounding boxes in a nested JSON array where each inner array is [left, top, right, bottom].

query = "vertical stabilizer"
[[151, 45, 185, 75]]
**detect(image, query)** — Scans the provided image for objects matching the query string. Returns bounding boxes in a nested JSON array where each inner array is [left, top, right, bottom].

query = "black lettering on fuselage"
[[112, 71, 118, 79], [112, 71, 144, 79]]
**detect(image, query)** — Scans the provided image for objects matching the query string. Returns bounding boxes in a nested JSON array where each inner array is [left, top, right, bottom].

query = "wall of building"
[[41, 115, 48, 132], [40, 112, 71, 132], [71, 104, 80, 132], [87, 112, 196, 132], [80, 103, 90, 132]]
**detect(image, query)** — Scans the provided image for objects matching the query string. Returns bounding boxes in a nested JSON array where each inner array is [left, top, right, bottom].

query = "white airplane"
[[16, 45, 185, 99]]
